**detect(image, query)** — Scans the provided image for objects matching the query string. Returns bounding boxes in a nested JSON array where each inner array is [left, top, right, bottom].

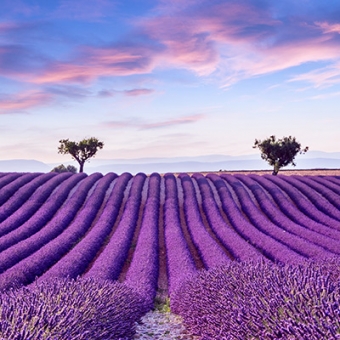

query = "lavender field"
[[1, 171, 340, 339]]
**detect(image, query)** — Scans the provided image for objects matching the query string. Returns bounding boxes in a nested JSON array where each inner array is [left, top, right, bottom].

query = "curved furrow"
[[156, 176, 168, 303], [125, 173, 161, 307], [324, 176, 340, 187], [222, 174, 333, 260], [176, 176, 205, 270], [0, 173, 112, 290], [192, 173, 263, 261], [249, 175, 340, 241], [280, 176, 340, 222], [235, 175, 340, 256], [191, 175, 235, 260], [0, 173, 41, 207], [0, 172, 73, 238], [311, 176, 340, 196], [163, 173, 197, 297], [178, 173, 230, 269], [84, 173, 146, 281], [37, 173, 130, 281], [294, 175, 340, 210], [0, 173, 53, 222], [264, 175, 340, 228], [207, 174, 305, 265], [0, 173, 101, 276], [0, 173, 87, 252], [118, 177, 149, 282], [0, 173, 23, 192]]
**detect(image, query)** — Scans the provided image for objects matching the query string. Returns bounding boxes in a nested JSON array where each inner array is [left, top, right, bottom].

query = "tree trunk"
[[272, 163, 279, 175], [79, 162, 84, 173]]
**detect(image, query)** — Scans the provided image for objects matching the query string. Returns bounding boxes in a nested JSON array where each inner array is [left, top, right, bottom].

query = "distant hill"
[[0, 160, 50, 172], [0, 151, 339, 174]]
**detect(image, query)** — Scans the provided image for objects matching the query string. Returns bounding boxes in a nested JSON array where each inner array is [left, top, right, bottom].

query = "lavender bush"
[[192, 173, 263, 261], [222, 174, 334, 260], [85, 173, 146, 280], [125, 173, 160, 307], [282, 175, 340, 221], [265, 174, 339, 228], [39, 172, 130, 281], [163, 173, 197, 296], [207, 174, 304, 264], [179, 173, 230, 268], [250, 174, 340, 241], [0, 277, 149, 339], [172, 259, 340, 340], [235, 174, 340, 255]]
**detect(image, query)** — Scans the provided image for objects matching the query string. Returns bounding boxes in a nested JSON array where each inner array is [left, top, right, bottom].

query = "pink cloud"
[[137, 1, 340, 85], [30, 47, 156, 84], [0, 91, 53, 114], [141, 114, 204, 129], [123, 88, 154, 96], [315, 22, 340, 34], [103, 113, 205, 130], [288, 63, 340, 88]]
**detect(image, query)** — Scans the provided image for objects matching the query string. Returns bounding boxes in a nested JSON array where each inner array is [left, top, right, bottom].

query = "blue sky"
[[0, 0, 339, 163]]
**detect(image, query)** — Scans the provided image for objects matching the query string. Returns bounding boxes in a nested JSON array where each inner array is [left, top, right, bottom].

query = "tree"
[[51, 164, 77, 173], [253, 135, 308, 175], [58, 137, 104, 173]]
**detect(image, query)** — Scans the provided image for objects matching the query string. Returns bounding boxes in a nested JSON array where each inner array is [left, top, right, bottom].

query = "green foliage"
[[51, 164, 77, 173], [58, 137, 104, 173], [155, 297, 171, 313], [253, 135, 308, 175]]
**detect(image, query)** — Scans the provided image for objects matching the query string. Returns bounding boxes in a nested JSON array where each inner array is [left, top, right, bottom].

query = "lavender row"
[[85, 173, 146, 281], [207, 174, 305, 264], [281, 175, 340, 221], [0, 173, 54, 223], [249, 174, 340, 241], [311, 175, 340, 196], [0, 173, 41, 206], [125, 173, 161, 307], [234, 174, 340, 256], [265, 175, 340, 228], [163, 173, 197, 297], [0, 173, 101, 279], [0, 172, 72, 238], [172, 260, 340, 339], [178, 173, 230, 269], [0, 173, 87, 253], [0, 278, 150, 339], [222, 174, 336, 260], [192, 173, 263, 261], [0, 173, 113, 290], [0, 173, 23, 192], [38, 172, 131, 281]]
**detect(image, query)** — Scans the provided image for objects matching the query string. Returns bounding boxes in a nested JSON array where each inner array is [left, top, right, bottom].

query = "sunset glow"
[[0, 0, 339, 164]]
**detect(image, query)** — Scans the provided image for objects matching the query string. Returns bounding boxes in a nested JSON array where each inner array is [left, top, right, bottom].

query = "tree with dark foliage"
[[58, 137, 104, 173], [253, 135, 308, 175], [51, 164, 77, 173]]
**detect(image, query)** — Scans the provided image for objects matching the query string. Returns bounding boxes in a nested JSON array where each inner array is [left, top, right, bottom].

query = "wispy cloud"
[[289, 64, 340, 88], [2, 0, 340, 90], [103, 113, 205, 130], [28, 46, 158, 84], [0, 91, 53, 114], [123, 88, 154, 96], [315, 22, 340, 34]]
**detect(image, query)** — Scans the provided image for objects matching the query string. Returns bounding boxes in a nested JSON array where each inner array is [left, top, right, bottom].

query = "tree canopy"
[[51, 164, 77, 174], [253, 135, 308, 175], [58, 137, 104, 173]]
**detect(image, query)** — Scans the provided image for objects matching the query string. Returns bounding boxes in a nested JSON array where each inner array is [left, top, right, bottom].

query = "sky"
[[0, 0, 340, 164]]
